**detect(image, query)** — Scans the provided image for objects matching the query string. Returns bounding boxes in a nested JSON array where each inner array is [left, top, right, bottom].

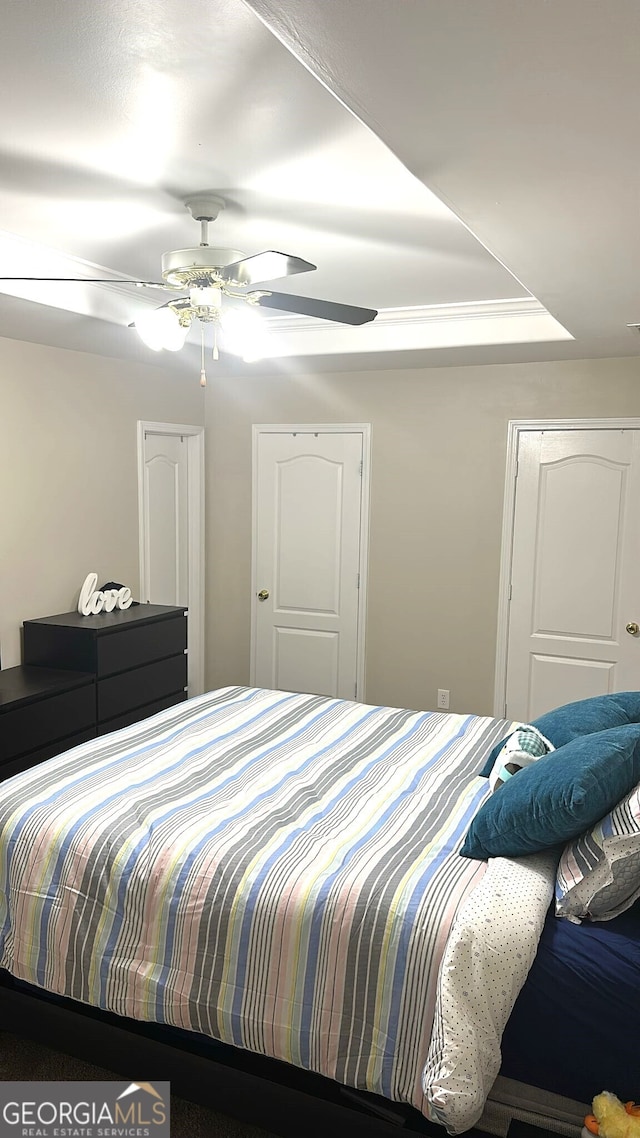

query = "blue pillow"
[[461, 723, 640, 860], [478, 692, 640, 778]]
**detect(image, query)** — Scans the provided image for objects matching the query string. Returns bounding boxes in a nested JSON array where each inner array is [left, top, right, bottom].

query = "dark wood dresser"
[[0, 665, 95, 779], [23, 603, 188, 736]]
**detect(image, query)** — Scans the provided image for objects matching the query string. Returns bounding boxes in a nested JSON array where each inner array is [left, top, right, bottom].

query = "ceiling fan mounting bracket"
[[183, 193, 226, 222]]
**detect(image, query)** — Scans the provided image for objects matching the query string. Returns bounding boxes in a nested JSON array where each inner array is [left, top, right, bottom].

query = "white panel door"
[[505, 429, 640, 721], [252, 430, 366, 699], [142, 432, 189, 606], [138, 422, 205, 696]]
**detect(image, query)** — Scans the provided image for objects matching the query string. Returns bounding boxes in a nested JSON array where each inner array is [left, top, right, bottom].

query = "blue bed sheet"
[[500, 901, 640, 1105]]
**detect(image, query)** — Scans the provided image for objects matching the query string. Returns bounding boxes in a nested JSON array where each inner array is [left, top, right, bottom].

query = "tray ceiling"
[[1, 0, 635, 374]]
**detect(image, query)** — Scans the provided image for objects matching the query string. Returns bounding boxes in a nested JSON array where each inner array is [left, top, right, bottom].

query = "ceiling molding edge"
[[259, 296, 574, 358], [266, 296, 547, 331]]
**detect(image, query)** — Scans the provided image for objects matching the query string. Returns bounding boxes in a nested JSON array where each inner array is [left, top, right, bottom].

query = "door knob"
[[257, 589, 270, 601], [626, 622, 639, 635]]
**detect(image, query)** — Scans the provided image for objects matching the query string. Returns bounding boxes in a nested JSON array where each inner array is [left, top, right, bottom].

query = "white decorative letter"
[[78, 572, 99, 616], [117, 587, 133, 610]]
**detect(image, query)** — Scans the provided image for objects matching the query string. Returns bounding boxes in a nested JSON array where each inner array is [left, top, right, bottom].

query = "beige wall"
[[0, 335, 204, 668], [205, 355, 640, 716], [5, 338, 639, 715]]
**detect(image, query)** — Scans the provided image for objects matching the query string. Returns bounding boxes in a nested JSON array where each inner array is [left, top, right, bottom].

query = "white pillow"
[[488, 724, 554, 792]]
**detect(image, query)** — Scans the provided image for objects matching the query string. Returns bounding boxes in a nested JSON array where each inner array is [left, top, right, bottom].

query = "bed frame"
[[0, 969, 441, 1138], [0, 971, 585, 1138]]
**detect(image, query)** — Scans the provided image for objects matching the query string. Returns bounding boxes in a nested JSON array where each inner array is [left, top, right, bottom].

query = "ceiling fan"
[[0, 193, 378, 383]]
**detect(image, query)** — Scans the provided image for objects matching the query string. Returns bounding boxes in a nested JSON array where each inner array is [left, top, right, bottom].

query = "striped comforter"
[[0, 687, 516, 1124]]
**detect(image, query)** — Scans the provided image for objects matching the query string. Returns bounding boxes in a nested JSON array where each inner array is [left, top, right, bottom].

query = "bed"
[[0, 685, 638, 1137]]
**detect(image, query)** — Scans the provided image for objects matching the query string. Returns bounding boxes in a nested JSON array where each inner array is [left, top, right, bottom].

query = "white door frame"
[[137, 420, 205, 696], [494, 416, 640, 717], [250, 423, 372, 701]]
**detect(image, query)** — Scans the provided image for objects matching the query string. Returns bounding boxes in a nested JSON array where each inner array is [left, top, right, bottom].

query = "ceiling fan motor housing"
[[161, 246, 246, 288]]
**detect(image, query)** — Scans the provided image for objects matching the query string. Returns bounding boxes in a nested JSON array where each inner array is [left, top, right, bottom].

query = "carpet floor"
[[0, 1032, 280, 1138]]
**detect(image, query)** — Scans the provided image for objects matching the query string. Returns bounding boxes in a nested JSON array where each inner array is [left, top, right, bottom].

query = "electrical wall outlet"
[[437, 688, 450, 710]]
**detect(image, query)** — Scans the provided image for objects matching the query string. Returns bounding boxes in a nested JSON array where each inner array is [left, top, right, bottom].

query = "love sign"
[[77, 572, 133, 616]]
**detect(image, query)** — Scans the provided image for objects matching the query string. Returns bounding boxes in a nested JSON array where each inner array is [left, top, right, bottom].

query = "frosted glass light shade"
[[220, 307, 269, 362], [135, 308, 189, 352]]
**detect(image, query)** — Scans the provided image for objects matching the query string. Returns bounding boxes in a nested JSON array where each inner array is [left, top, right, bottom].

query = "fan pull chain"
[[199, 323, 207, 388], [213, 323, 219, 362]]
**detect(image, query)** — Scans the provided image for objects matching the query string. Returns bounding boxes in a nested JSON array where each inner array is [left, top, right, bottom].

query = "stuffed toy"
[[584, 1092, 640, 1138]]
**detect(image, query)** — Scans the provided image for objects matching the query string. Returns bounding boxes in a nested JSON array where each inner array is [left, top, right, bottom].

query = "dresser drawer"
[[1, 685, 96, 761], [97, 654, 187, 722], [0, 727, 97, 779], [96, 615, 187, 677], [98, 691, 188, 736]]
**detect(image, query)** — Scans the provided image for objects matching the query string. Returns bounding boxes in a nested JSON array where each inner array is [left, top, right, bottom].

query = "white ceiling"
[[0, 0, 637, 376]]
